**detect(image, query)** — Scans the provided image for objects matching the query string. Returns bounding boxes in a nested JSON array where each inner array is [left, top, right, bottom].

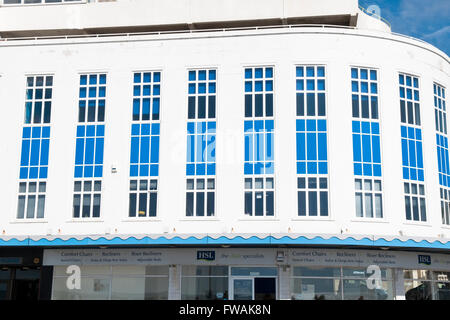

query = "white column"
[[278, 265, 291, 300], [394, 268, 405, 300], [168, 264, 181, 300]]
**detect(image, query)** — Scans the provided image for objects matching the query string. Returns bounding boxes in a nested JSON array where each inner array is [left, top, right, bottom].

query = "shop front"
[[42, 247, 450, 300], [0, 247, 52, 300]]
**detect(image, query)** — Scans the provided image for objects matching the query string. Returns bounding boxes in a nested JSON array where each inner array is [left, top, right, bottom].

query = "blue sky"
[[359, 0, 450, 55]]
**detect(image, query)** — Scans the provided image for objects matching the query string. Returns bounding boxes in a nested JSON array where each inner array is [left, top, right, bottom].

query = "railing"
[[358, 4, 391, 29], [0, 24, 358, 42]]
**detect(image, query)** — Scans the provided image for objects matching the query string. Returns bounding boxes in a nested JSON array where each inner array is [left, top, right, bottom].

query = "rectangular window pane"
[[375, 194, 383, 218], [245, 192, 252, 215], [196, 192, 205, 216], [138, 192, 147, 217], [207, 192, 215, 216], [308, 191, 317, 216], [26, 195, 36, 219], [186, 193, 194, 216], [298, 191, 306, 216], [355, 193, 363, 217], [73, 194, 81, 218], [37, 195, 45, 219], [266, 191, 274, 216], [255, 191, 264, 216], [129, 193, 137, 217], [364, 193, 373, 218], [319, 191, 328, 216], [149, 192, 157, 217], [17, 195, 26, 219]]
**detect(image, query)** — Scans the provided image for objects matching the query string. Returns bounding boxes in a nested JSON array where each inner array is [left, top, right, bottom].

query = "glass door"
[[232, 278, 254, 300]]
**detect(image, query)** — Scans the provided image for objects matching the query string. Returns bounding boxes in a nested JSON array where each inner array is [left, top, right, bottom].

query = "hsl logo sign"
[[418, 255, 431, 265], [197, 251, 215, 261]]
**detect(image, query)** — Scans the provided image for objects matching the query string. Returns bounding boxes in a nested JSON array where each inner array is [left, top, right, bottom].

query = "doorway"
[[230, 267, 277, 300], [0, 267, 41, 301]]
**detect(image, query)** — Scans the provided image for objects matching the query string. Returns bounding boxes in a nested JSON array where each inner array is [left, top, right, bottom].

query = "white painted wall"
[[0, 27, 448, 242]]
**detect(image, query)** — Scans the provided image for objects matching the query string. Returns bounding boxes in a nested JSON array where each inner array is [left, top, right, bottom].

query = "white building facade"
[[0, 0, 449, 300]]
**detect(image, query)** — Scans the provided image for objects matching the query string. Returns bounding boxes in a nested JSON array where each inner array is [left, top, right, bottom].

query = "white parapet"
[[0, 0, 359, 36]]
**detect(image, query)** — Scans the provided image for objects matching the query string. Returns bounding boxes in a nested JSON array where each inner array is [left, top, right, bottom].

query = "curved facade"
[[0, 0, 449, 301]]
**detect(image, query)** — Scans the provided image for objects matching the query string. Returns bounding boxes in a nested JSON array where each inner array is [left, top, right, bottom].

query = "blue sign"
[[418, 255, 431, 265], [197, 251, 215, 261]]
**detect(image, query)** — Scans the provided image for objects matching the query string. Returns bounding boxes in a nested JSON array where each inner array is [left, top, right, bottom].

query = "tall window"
[[186, 69, 216, 217], [17, 75, 53, 220], [399, 73, 426, 222], [434, 83, 450, 225], [73, 73, 106, 219], [296, 66, 329, 217], [129, 71, 161, 218], [244, 66, 274, 216], [351, 67, 383, 218]]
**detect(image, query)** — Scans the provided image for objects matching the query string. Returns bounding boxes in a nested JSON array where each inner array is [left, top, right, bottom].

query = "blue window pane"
[[353, 134, 361, 162], [307, 133, 317, 160], [94, 166, 103, 178], [318, 133, 327, 160], [362, 135, 372, 163], [265, 162, 274, 174], [297, 162, 306, 174], [245, 81, 252, 92], [352, 81, 359, 93], [140, 136, 150, 164], [360, 69, 368, 80], [134, 73, 141, 83], [363, 164, 372, 176], [29, 167, 39, 179], [196, 163, 206, 175], [141, 124, 150, 135], [373, 165, 382, 177], [351, 68, 358, 79], [307, 162, 317, 174], [209, 70, 216, 81], [84, 166, 93, 178], [207, 163, 216, 175], [84, 138, 95, 165], [42, 127, 50, 138], [254, 162, 264, 174], [97, 125, 105, 137], [150, 164, 159, 176], [140, 165, 149, 177], [95, 138, 104, 165], [99, 74, 106, 85], [40, 139, 50, 166], [20, 140, 30, 166], [403, 167, 409, 179], [318, 162, 328, 174], [189, 71, 196, 81], [199, 70, 207, 81], [32, 127, 41, 138], [86, 125, 95, 137], [74, 166, 83, 178], [80, 75, 87, 85], [306, 67, 315, 77], [296, 67, 304, 77], [317, 67, 325, 77], [244, 162, 253, 175], [187, 163, 196, 176], [370, 70, 377, 81], [153, 72, 161, 83], [150, 136, 159, 163], [198, 83, 206, 94], [245, 69, 252, 79], [189, 83, 196, 94], [20, 167, 28, 179], [75, 138, 85, 165], [130, 165, 139, 177], [265, 68, 273, 78], [30, 139, 40, 166], [255, 68, 263, 79]]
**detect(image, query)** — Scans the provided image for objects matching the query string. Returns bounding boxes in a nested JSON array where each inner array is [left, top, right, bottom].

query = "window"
[[440, 188, 450, 225], [355, 178, 383, 218], [132, 71, 161, 121], [130, 72, 161, 218], [18, 75, 53, 220], [73, 73, 106, 218], [244, 67, 273, 118], [128, 180, 157, 218], [186, 69, 217, 217], [244, 177, 274, 216], [19, 126, 50, 180], [399, 74, 421, 126], [351, 67, 378, 119], [296, 66, 329, 217], [186, 121, 216, 176], [244, 67, 275, 216], [404, 182, 426, 222], [17, 181, 46, 219], [352, 121, 382, 177], [74, 125, 104, 178], [351, 68, 383, 219], [433, 83, 449, 225], [186, 178, 215, 217], [188, 69, 216, 120], [399, 73, 426, 221], [404, 270, 450, 300], [72, 180, 101, 218], [24, 75, 53, 124], [297, 177, 328, 216], [130, 123, 160, 177], [297, 66, 326, 117], [78, 74, 106, 123], [181, 266, 228, 300]]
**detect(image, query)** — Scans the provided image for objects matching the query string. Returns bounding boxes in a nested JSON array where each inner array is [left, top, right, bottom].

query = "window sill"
[[402, 221, 432, 227], [350, 218, 389, 223], [440, 224, 450, 230], [66, 219, 104, 223], [238, 218, 280, 221], [10, 219, 48, 224], [122, 218, 162, 222], [291, 217, 334, 222], [179, 217, 220, 221]]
